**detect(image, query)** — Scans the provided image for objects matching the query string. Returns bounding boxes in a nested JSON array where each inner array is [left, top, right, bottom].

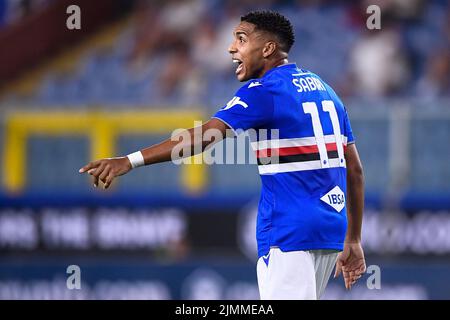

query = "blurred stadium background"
[[0, 0, 449, 299]]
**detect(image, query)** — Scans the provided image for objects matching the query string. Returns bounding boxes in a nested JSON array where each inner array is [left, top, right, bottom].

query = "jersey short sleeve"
[[324, 81, 355, 145], [212, 83, 274, 134], [343, 106, 355, 144]]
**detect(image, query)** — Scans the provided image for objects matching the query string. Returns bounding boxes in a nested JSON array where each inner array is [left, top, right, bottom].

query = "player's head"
[[229, 10, 295, 82]]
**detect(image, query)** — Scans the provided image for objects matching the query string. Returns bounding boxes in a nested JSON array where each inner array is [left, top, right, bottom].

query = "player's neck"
[[272, 57, 289, 68], [260, 57, 289, 78]]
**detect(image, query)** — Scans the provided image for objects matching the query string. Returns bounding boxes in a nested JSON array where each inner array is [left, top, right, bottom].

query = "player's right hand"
[[78, 157, 132, 189]]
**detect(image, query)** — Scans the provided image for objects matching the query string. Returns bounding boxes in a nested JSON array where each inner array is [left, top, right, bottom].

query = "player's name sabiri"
[[291, 73, 326, 93]]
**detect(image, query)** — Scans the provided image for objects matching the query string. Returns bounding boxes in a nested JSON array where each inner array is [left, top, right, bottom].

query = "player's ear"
[[262, 41, 276, 58]]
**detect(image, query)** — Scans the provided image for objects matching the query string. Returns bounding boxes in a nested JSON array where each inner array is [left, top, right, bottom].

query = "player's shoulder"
[[238, 64, 299, 93], [303, 69, 346, 110], [235, 78, 273, 99], [239, 78, 271, 90], [228, 79, 275, 111], [321, 79, 346, 110]]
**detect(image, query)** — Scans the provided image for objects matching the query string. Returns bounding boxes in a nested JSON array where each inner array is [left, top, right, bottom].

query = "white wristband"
[[127, 151, 145, 169]]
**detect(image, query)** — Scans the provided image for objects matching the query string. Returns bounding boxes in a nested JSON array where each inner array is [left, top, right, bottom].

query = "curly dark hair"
[[241, 10, 295, 53]]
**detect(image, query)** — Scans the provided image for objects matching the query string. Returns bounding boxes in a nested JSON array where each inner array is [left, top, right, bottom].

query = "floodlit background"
[[0, 0, 449, 299]]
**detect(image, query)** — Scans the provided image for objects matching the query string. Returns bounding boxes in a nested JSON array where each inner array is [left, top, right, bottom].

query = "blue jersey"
[[213, 63, 355, 258]]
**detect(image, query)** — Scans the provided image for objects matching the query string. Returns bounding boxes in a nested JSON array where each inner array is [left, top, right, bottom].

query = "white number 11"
[[302, 100, 345, 168]]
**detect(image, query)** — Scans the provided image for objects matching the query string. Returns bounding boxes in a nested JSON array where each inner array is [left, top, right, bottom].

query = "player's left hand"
[[78, 157, 132, 189], [334, 241, 366, 290]]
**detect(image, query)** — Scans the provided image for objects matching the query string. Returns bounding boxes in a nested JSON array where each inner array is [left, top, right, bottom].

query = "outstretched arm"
[[78, 118, 228, 189], [334, 143, 366, 289]]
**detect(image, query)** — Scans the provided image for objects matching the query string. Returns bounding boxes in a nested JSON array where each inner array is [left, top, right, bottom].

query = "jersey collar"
[[262, 63, 298, 78]]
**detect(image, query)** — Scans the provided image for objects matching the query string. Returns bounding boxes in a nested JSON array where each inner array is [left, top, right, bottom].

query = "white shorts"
[[256, 247, 339, 300]]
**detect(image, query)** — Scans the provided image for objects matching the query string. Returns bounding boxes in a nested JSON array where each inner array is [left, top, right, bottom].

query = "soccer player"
[[79, 10, 366, 300]]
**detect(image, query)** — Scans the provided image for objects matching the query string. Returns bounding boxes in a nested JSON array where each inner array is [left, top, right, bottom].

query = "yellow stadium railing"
[[2, 110, 206, 194]]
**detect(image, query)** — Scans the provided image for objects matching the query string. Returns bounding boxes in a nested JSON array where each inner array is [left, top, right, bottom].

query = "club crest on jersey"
[[222, 96, 248, 111], [320, 186, 345, 212]]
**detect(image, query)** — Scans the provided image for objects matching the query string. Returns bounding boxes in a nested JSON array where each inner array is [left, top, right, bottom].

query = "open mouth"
[[233, 59, 243, 75]]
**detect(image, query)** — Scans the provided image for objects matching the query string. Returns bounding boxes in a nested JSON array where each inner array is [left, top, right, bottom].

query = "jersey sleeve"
[[343, 106, 355, 144], [323, 80, 355, 145], [212, 83, 274, 134]]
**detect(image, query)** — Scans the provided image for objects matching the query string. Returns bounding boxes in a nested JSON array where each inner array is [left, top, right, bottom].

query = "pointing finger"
[[79, 160, 100, 173]]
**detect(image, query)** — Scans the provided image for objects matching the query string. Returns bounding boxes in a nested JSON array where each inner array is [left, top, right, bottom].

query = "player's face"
[[229, 22, 267, 82]]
